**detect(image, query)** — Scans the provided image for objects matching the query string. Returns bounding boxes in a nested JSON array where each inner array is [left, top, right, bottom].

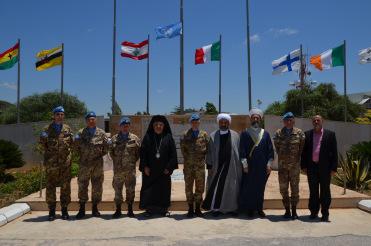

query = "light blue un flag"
[[155, 22, 182, 40]]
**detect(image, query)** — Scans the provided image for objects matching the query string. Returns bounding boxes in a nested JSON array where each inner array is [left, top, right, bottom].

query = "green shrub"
[[0, 140, 25, 182], [348, 141, 371, 162], [334, 153, 371, 192]]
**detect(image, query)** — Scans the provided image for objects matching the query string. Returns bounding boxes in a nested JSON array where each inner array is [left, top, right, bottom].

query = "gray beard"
[[251, 122, 260, 128]]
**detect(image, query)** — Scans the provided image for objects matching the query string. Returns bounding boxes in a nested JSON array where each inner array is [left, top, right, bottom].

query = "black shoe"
[[257, 210, 266, 218], [212, 211, 222, 217], [309, 213, 318, 220], [143, 211, 152, 218], [187, 204, 194, 218], [61, 207, 69, 220], [291, 206, 298, 220], [92, 203, 101, 217], [321, 215, 329, 222], [48, 207, 56, 221], [283, 207, 291, 219], [247, 209, 254, 218], [162, 211, 170, 217], [76, 203, 86, 219], [127, 204, 135, 218], [195, 204, 204, 217], [112, 204, 122, 219]]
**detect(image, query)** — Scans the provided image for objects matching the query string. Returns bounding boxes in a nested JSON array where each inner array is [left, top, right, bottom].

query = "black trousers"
[[307, 163, 331, 216]]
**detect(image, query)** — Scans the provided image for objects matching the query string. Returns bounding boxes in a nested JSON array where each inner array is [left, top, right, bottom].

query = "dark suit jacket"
[[301, 129, 338, 172]]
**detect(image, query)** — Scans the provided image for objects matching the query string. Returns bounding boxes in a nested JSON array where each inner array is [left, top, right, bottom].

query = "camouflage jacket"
[[180, 129, 209, 165], [75, 127, 109, 162], [273, 127, 305, 166], [39, 123, 73, 168], [109, 132, 140, 172]]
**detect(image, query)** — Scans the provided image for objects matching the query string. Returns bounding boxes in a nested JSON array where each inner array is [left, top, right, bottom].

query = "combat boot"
[[112, 203, 122, 219], [61, 206, 69, 220], [127, 203, 135, 218], [92, 203, 101, 217], [195, 203, 204, 217], [48, 206, 56, 221], [283, 207, 291, 218], [75, 202, 86, 219], [186, 203, 194, 218], [291, 206, 299, 220]]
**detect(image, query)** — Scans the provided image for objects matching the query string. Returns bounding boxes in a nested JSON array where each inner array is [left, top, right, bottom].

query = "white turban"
[[249, 108, 263, 118], [217, 113, 232, 123]]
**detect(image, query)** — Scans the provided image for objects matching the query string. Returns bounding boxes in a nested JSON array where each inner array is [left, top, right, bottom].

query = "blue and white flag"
[[272, 49, 300, 75], [155, 22, 182, 40]]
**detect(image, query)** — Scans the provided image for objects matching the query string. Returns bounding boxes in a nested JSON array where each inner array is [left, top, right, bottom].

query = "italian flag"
[[0, 42, 19, 70], [310, 44, 345, 71], [195, 41, 221, 64], [121, 40, 149, 60]]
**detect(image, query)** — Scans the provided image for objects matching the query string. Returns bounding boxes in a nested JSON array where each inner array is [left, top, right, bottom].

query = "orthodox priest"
[[239, 108, 274, 218], [139, 115, 178, 217], [202, 113, 242, 216]]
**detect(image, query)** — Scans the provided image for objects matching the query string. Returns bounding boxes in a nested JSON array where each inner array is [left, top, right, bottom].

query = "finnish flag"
[[272, 49, 301, 75]]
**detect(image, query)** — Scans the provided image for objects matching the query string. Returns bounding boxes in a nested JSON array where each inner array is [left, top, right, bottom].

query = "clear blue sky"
[[1, 0, 370, 116]]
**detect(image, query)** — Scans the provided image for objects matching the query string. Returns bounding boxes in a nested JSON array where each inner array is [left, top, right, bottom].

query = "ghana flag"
[[36, 46, 62, 71], [0, 42, 19, 70]]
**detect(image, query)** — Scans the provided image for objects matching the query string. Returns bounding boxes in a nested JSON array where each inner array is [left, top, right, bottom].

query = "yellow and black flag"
[[36, 46, 62, 71]]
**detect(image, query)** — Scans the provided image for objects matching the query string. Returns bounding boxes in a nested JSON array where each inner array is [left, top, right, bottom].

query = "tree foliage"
[[0, 91, 87, 124], [265, 83, 364, 121]]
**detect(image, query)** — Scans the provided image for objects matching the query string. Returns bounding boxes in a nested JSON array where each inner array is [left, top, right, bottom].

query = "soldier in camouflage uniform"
[[273, 112, 305, 220], [180, 114, 209, 217], [110, 117, 140, 218], [74, 111, 109, 219], [39, 106, 73, 221]]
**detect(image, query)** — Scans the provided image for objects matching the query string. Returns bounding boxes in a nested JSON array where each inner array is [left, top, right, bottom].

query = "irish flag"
[[0, 42, 19, 70], [121, 40, 149, 60], [195, 41, 221, 64], [310, 44, 345, 71]]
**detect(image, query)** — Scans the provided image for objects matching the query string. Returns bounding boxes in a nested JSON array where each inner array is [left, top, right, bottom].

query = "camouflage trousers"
[[278, 164, 301, 208], [112, 169, 136, 205], [45, 165, 71, 208], [183, 164, 205, 205], [78, 160, 104, 204]]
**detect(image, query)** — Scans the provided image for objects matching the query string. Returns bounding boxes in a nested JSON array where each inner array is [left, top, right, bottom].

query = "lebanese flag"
[[195, 41, 221, 64], [121, 40, 149, 60], [310, 44, 345, 71]]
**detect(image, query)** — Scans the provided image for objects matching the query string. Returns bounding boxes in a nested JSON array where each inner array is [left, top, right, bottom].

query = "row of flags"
[[272, 44, 371, 75], [0, 42, 63, 71]]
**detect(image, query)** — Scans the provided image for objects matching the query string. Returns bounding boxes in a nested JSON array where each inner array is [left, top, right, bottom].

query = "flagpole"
[[299, 44, 304, 117], [17, 39, 21, 124], [147, 34, 150, 115], [246, 0, 252, 111], [344, 40, 347, 122], [112, 0, 117, 114], [180, 0, 184, 114], [61, 43, 64, 105], [219, 34, 222, 113]]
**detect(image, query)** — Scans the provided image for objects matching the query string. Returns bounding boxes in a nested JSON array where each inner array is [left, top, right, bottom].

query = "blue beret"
[[85, 111, 96, 119], [189, 113, 200, 122], [120, 116, 131, 125], [52, 106, 64, 114], [283, 112, 295, 120]]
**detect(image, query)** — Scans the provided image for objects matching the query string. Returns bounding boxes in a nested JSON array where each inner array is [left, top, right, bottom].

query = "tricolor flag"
[[36, 46, 63, 71], [195, 41, 221, 65], [310, 44, 345, 71], [359, 47, 371, 64], [272, 49, 300, 75], [0, 42, 19, 70], [121, 40, 149, 60]]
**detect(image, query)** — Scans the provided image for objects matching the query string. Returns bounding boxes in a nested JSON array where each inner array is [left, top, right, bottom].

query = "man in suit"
[[301, 115, 338, 222]]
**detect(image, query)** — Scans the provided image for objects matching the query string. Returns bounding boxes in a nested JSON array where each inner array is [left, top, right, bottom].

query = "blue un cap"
[[52, 106, 64, 114], [85, 111, 96, 119], [189, 113, 200, 122], [119, 116, 131, 125], [283, 112, 295, 120]]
